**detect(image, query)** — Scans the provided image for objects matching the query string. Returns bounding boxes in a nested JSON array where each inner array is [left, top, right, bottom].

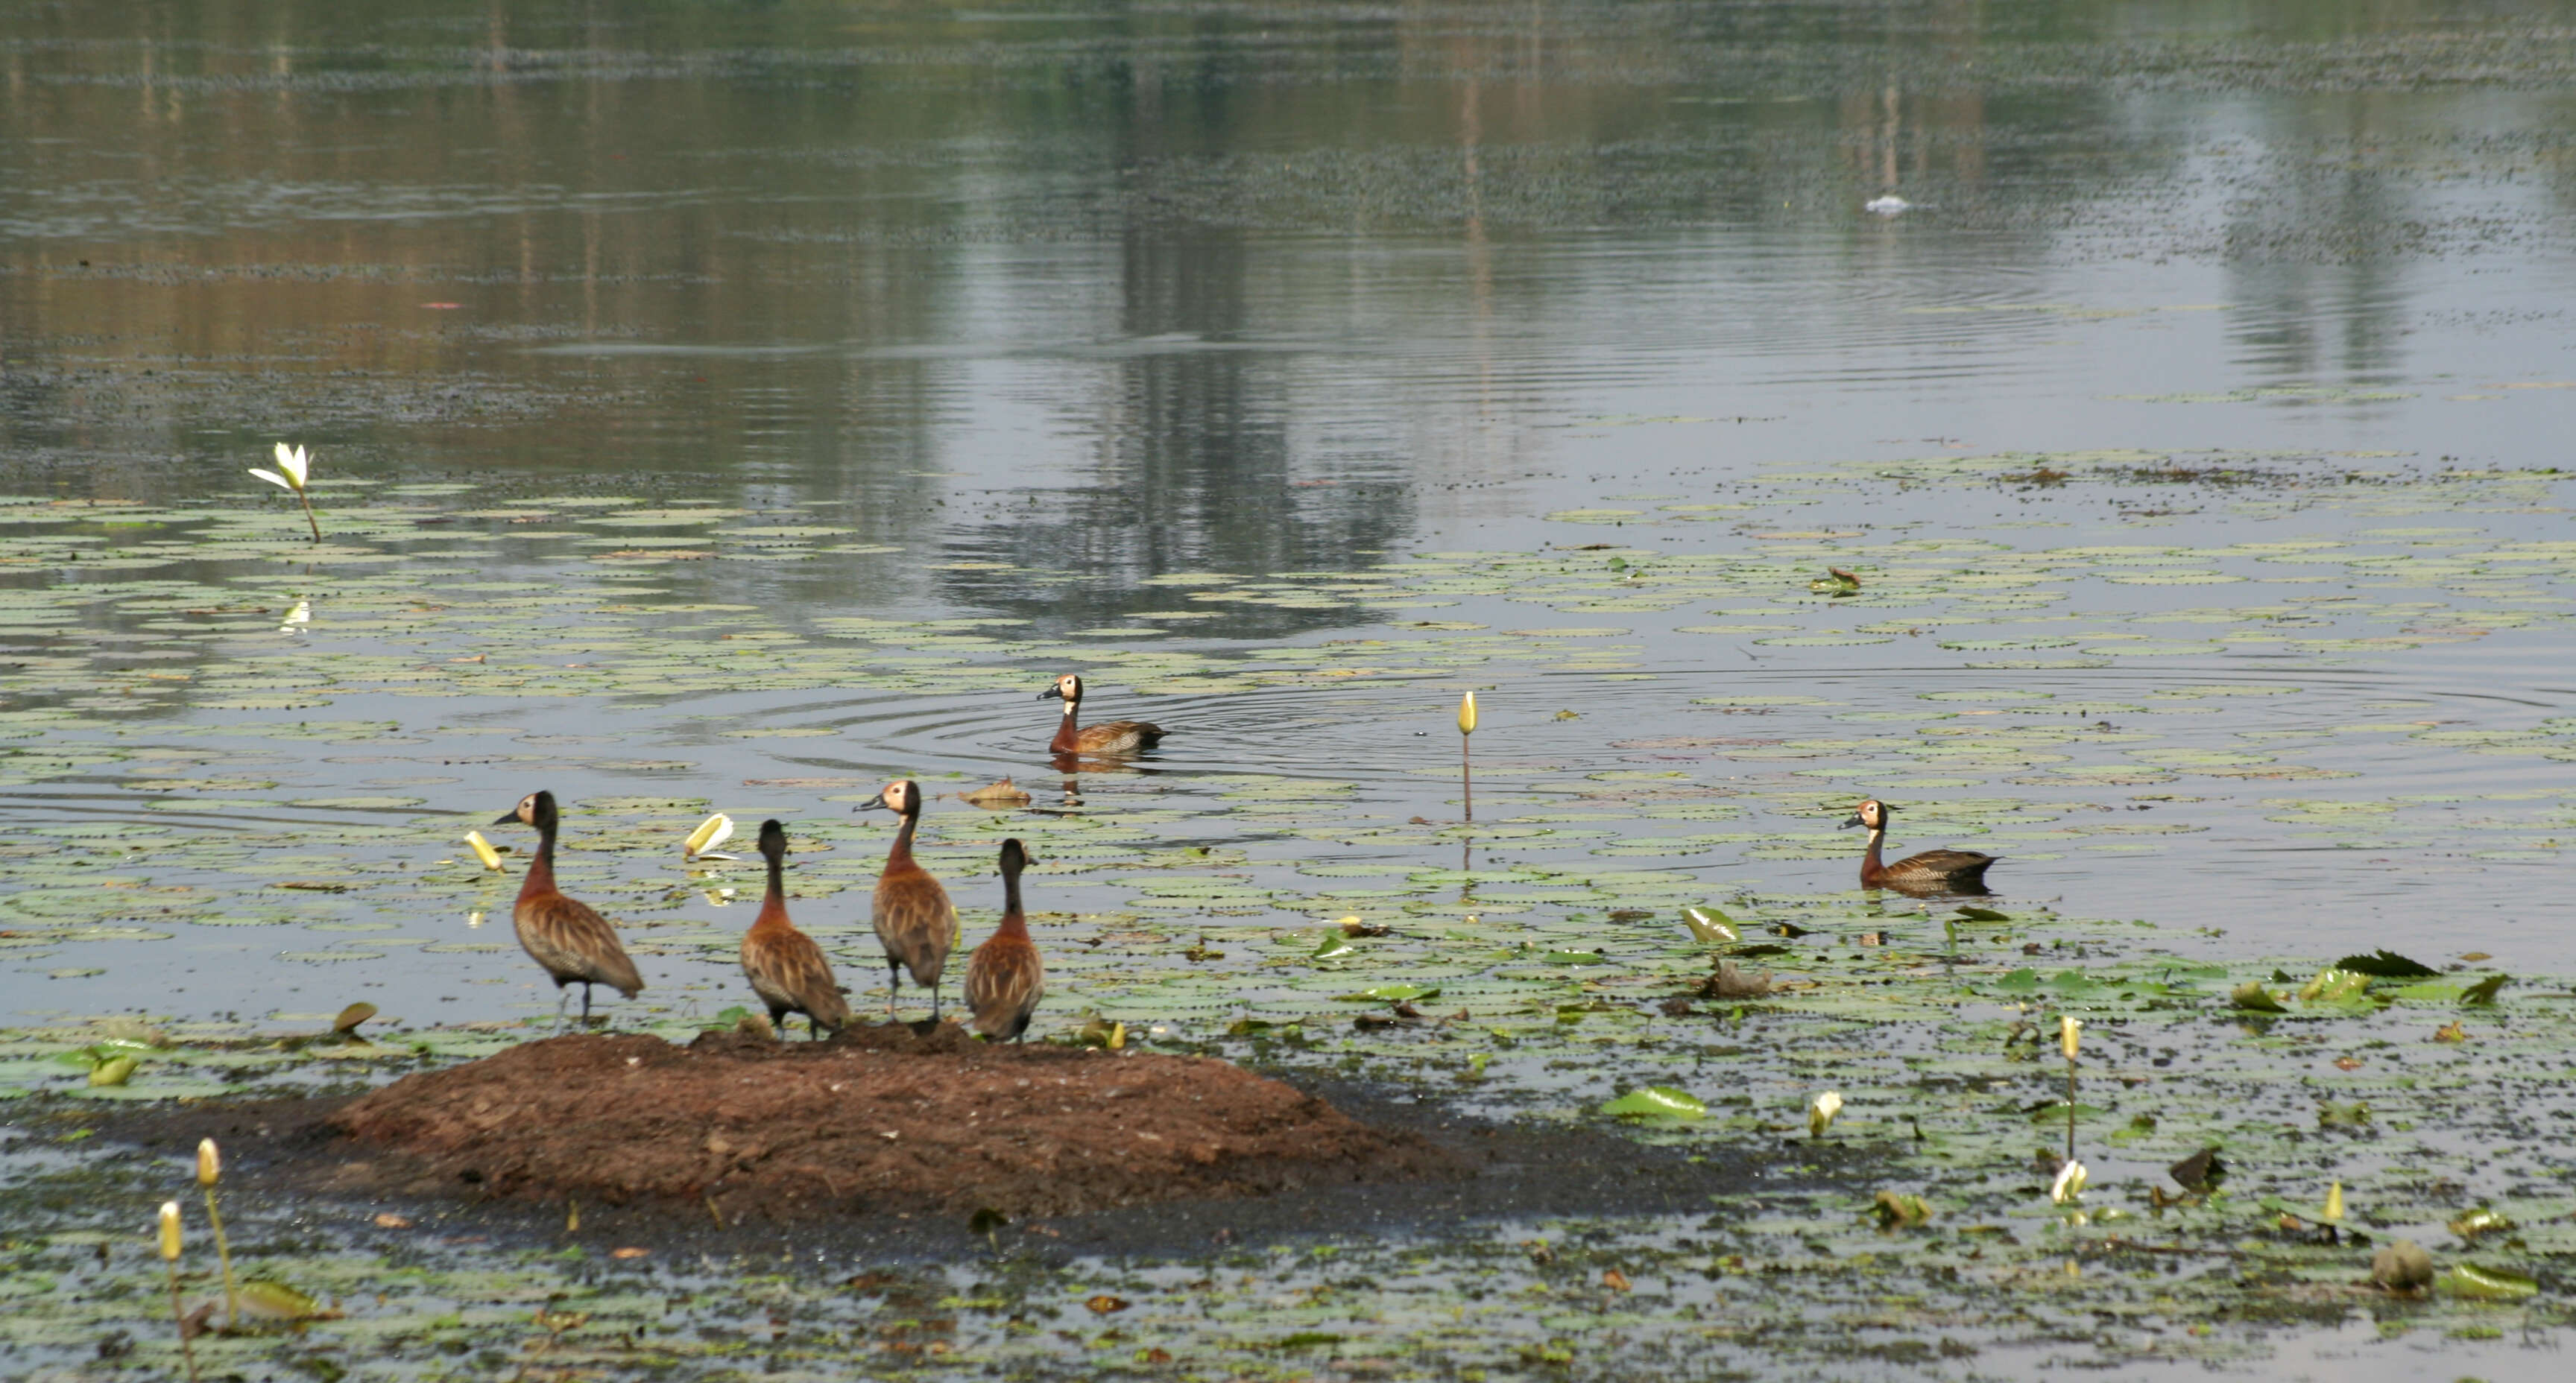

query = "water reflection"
[[2, 0, 2571, 607]]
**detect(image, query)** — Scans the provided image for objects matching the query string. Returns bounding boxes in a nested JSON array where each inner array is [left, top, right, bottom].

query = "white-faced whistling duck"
[[494, 791, 644, 1023], [1041, 674, 1166, 756], [858, 779, 956, 1019], [1843, 798, 1998, 896], [965, 838, 1045, 1042], [738, 819, 849, 1041]]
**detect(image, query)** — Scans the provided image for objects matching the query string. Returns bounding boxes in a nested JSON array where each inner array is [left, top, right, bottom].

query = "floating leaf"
[[1954, 905, 2011, 922], [236, 1279, 337, 1322], [1681, 905, 1737, 944], [1336, 984, 1441, 1003], [2460, 973, 2508, 1006], [330, 1002, 377, 1035], [959, 779, 1031, 808], [1311, 936, 1357, 960], [1600, 1086, 1706, 1120], [2229, 982, 2287, 1013], [2168, 1148, 2226, 1193], [2438, 1264, 2538, 1301], [2448, 1209, 2513, 1241], [1542, 949, 1608, 966], [1870, 1191, 1934, 1228], [2297, 967, 2371, 1004], [88, 1055, 136, 1086], [2334, 949, 2440, 978]]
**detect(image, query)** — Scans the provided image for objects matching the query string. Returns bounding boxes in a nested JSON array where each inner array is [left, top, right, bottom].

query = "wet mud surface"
[[84, 1045, 1820, 1263]]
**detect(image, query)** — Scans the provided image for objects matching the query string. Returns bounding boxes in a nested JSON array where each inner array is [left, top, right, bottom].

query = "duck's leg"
[[555, 987, 572, 1027], [886, 960, 901, 1017], [581, 982, 595, 1025]]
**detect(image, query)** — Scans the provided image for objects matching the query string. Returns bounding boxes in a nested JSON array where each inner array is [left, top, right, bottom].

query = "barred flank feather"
[[862, 781, 956, 1019], [965, 838, 1044, 1041], [740, 820, 848, 1038]]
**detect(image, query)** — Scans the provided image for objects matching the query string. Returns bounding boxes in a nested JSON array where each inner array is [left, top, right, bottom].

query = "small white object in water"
[[1865, 194, 1911, 216]]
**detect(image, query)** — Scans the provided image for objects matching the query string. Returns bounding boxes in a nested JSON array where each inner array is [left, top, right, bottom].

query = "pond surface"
[[2, 1, 2575, 1379]]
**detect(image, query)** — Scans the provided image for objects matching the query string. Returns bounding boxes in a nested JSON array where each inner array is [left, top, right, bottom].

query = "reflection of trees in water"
[[0, 0, 2551, 531], [938, 227, 1416, 637]]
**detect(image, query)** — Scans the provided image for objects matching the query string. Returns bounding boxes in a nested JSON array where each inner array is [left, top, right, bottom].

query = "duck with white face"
[[1843, 798, 1998, 896], [1040, 674, 1166, 757], [857, 779, 956, 1021], [491, 790, 645, 1024]]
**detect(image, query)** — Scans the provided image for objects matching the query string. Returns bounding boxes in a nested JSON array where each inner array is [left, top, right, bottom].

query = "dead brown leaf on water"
[[959, 778, 1032, 807]]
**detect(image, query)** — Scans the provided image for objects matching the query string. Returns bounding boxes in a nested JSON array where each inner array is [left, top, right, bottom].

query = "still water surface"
[[1, 0, 2572, 1030]]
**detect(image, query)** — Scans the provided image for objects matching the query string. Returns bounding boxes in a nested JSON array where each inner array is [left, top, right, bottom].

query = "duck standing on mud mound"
[[1041, 674, 1166, 756], [738, 819, 849, 1040], [858, 779, 956, 1020], [965, 838, 1045, 1042], [1842, 798, 1998, 896], [493, 791, 645, 1024]]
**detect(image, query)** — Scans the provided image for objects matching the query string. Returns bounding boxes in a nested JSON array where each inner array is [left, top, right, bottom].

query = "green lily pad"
[[1600, 1086, 1707, 1120]]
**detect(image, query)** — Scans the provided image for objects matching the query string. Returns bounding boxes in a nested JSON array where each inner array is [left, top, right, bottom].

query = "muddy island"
[[321, 1027, 1446, 1221]]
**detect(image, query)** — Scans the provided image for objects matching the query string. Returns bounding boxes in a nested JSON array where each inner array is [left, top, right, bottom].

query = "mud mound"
[[327, 1028, 1445, 1220]]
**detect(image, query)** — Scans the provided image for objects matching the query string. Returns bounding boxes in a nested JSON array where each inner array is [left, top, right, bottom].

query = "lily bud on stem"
[[196, 1139, 240, 1330], [157, 1201, 201, 1383]]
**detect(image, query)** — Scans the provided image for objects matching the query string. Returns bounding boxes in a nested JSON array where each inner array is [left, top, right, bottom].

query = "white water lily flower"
[[2050, 1159, 2089, 1204], [1808, 1089, 1844, 1138], [249, 443, 311, 493], [684, 811, 735, 861], [278, 599, 311, 636], [249, 443, 323, 540]]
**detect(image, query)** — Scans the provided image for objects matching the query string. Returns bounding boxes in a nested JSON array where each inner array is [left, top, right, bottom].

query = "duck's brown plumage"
[[965, 838, 1045, 1042], [496, 791, 643, 1022], [1042, 674, 1165, 756], [739, 819, 848, 1039], [862, 780, 956, 1019], [1843, 798, 1998, 896]]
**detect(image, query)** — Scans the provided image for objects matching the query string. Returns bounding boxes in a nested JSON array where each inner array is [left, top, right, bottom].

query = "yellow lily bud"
[[196, 1139, 220, 1188], [1456, 690, 1478, 735], [2322, 1181, 2344, 1224], [2059, 1014, 2082, 1061], [464, 830, 503, 872], [1808, 1090, 1843, 1137], [157, 1201, 183, 1261], [2049, 1159, 2089, 1205]]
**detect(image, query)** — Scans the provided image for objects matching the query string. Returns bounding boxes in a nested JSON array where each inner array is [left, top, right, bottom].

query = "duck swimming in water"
[[1843, 798, 1998, 896]]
